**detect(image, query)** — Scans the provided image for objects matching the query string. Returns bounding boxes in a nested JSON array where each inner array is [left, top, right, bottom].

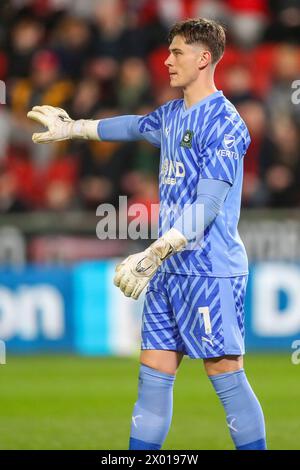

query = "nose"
[[164, 53, 173, 68]]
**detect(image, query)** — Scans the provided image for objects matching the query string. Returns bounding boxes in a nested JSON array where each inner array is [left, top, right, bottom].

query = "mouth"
[[169, 72, 177, 78]]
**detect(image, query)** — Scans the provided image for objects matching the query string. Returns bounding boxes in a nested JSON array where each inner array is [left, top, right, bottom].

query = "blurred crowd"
[[0, 0, 300, 214]]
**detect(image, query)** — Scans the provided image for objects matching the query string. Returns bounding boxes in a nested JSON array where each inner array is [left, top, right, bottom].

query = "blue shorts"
[[141, 272, 248, 359]]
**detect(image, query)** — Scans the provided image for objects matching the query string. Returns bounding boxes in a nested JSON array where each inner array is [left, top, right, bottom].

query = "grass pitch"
[[0, 354, 299, 449]]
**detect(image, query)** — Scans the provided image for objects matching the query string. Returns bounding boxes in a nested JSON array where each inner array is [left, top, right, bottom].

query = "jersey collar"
[[182, 90, 223, 114]]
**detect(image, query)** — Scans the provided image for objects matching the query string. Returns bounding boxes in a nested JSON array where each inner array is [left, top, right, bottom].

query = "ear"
[[198, 50, 211, 69]]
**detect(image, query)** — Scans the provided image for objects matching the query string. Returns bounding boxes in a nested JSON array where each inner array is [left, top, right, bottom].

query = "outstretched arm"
[[114, 179, 230, 300], [27, 105, 161, 146]]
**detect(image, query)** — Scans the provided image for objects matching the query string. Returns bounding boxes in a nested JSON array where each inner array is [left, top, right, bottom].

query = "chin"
[[170, 80, 183, 88]]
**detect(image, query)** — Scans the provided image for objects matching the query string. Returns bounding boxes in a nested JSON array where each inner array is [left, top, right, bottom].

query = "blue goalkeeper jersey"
[[137, 90, 251, 277]]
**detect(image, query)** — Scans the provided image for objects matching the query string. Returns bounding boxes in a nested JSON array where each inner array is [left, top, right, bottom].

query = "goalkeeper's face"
[[165, 35, 211, 89]]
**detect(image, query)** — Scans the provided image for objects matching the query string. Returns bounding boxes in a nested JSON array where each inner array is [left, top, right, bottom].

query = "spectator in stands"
[[261, 116, 300, 207], [10, 49, 74, 171], [0, 108, 11, 163], [266, 43, 300, 121], [44, 179, 77, 212], [265, 0, 300, 43], [0, 164, 27, 213], [227, 0, 270, 48], [223, 63, 255, 102], [11, 49, 74, 115], [8, 18, 44, 79], [67, 78, 102, 120], [116, 57, 153, 112], [238, 98, 269, 207], [76, 108, 135, 209], [50, 16, 93, 80]]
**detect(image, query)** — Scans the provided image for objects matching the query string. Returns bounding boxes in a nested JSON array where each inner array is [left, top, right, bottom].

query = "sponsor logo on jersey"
[[224, 134, 235, 148], [161, 159, 186, 185], [216, 149, 239, 159]]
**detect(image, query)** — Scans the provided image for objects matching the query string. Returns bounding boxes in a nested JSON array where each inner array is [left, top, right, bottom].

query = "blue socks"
[[129, 364, 175, 450], [209, 369, 267, 450], [129, 365, 266, 450]]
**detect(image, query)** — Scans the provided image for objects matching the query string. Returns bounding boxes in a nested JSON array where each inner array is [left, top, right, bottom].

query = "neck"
[[183, 74, 217, 109]]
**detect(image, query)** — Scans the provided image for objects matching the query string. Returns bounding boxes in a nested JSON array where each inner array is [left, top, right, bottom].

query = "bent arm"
[[112, 179, 230, 300], [173, 179, 230, 243]]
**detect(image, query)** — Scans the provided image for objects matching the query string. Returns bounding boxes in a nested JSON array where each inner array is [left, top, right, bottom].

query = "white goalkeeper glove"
[[114, 228, 187, 300], [27, 105, 100, 143]]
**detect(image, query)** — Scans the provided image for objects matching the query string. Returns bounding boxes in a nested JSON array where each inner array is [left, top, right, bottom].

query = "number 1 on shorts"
[[198, 307, 212, 335]]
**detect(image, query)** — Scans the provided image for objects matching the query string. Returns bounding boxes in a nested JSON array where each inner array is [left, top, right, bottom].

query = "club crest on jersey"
[[180, 130, 194, 148]]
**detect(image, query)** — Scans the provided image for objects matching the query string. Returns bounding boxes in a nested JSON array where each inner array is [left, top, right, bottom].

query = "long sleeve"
[[97, 106, 163, 147], [173, 179, 230, 243], [97, 115, 144, 141]]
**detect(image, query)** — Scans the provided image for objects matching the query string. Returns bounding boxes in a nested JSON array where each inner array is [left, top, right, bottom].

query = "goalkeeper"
[[28, 18, 267, 451]]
